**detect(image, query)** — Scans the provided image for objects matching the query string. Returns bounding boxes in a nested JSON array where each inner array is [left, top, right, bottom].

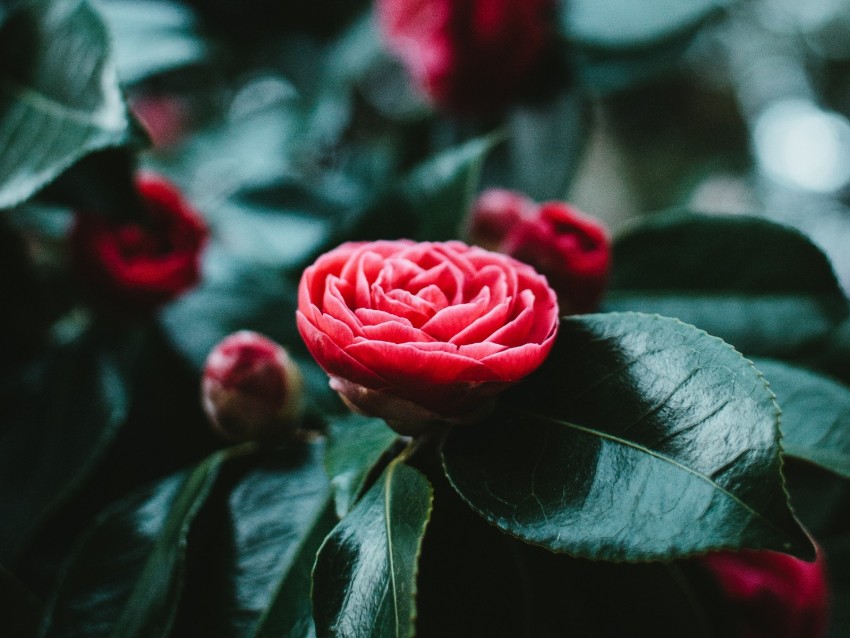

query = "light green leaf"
[[755, 358, 850, 479], [98, 0, 209, 84], [562, 0, 733, 50], [0, 0, 135, 209]]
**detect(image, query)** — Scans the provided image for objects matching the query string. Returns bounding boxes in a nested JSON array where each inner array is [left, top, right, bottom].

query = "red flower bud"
[[377, 0, 555, 113], [296, 240, 559, 433], [469, 191, 611, 314], [202, 331, 304, 443], [71, 173, 208, 311], [467, 188, 536, 251], [702, 548, 830, 638], [130, 94, 189, 149]]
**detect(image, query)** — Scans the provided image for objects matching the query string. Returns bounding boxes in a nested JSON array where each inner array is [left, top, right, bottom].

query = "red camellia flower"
[[702, 548, 830, 638], [202, 331, 303, 443], [377, 0, 554, 113], [469, 189, 611, 314], [72, 173, 208, 310], [297, 240, 559, 432]]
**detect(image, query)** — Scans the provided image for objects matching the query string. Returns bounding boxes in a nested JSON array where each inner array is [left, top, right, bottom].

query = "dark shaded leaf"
[[325, 413, 399, 518], [414, 449, 732, 638], [313, 459, 433, 638], [574, 35, 694, 95], [825, 533, 850, 638], [41, 448, 239, 638], [443, 312, 812, 561], [607, 211, 849, 357], [0, 324, 138, 563], [0, 0, 134, 210], [561, 0, 733, 50], [483, 89, 589, 201], [402, 134, 499, 241], [170, 441, 335, 638], [754, 358, 850, 479]]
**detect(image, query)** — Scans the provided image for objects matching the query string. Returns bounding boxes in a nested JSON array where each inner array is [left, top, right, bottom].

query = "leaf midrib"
[[519, 408, 789, 538], [383, 460, 401, 638]]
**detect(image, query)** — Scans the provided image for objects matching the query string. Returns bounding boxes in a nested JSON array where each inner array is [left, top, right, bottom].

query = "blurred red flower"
[[377, 0, 554, 113], [702, 547, 830, 638], [72, 173, 208, 311]]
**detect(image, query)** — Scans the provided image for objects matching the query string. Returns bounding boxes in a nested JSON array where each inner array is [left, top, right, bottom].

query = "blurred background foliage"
[[2, 0, 850, 635]]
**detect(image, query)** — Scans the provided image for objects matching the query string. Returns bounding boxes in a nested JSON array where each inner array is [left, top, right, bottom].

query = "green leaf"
[[443, 312, 812, 561], [573, 35, 694, 95], [167, 441, 336, 638], [98, 0, 209, 84], [41, 448, 238, 638], [0, 324, 137, 563], [325, 413, 399, 518], [607, 211, 849, 357], [561, 0, 733, 50], [250, 502, 337, 638], [754, 358, 850, 479], [0, 0, 135, 210], [483, 89, 589, 200], [312, 459, 433, 638], [401, 134, 500, 241]]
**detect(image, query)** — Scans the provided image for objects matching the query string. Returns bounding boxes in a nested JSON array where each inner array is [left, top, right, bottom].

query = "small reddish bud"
[[467, 188, 535, 251], [130, 94, 189, 149], [469, 190, 611, 314], [202, 331, 304, 443], [702, 547, 830, 638]]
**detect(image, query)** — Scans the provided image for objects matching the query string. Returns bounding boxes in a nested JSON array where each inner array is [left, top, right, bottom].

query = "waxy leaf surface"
[[607, 212, 849, 357], [443, 312, 812, 561], [325, 413, 399, 518], [0, 0, 134, 209], [0, 325, 135, 563], [312, 460, 432, 638], [755, 358, 850, 479], [41, 449, 233, 638], [169, 442, 335, 638]]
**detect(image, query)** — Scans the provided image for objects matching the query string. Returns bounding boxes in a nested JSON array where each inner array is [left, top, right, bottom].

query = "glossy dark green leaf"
[[402, 134, 500, 241], [561, 0, 733, 50], [607, 211, 849, 357], [169, 441, 336, 638], [325, 413, 399, 518], [443, 312, 812, 561], [41, 448, 237, 638], [417, 454, 733, 638], [754, 358, 850, 479], [313, 459, 433, 638], [0, 324, 137, 563], [0, 0, 134, 209], [98, 0, 209, 84]]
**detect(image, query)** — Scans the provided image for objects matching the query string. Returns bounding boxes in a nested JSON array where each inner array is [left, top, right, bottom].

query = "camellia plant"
[[2, 0, 850, 637]]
